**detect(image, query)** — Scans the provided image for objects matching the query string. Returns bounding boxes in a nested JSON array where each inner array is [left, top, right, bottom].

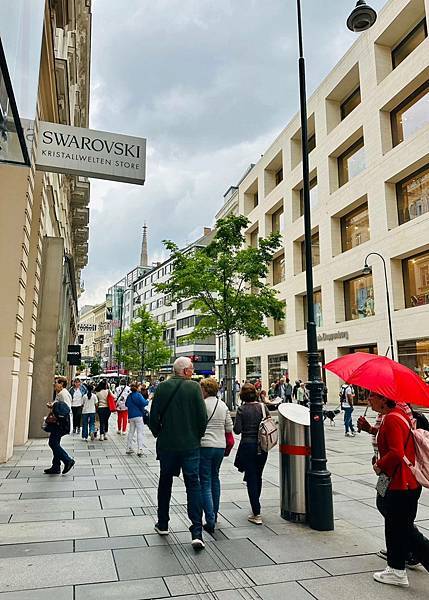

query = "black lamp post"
[[363, 253, 395, 360], [295, 0, 377, 531]]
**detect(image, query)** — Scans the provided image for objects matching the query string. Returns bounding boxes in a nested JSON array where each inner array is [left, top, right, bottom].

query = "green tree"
[[157, 214, 285, 408], [114, 306, 171, 380], [89, 357, 101, 377]]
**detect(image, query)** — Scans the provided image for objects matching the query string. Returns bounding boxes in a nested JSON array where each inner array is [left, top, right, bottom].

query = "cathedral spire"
[[140, 223, 149, 267]]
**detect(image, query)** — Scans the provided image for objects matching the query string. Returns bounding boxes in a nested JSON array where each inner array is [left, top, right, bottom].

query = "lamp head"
[[347, 1, 377, 32], [134, 296, 141, 305], [363, 264, 372, 276]]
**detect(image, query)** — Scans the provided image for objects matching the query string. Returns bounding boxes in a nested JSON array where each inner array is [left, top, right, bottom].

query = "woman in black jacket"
[[233, 383, 267, 525]]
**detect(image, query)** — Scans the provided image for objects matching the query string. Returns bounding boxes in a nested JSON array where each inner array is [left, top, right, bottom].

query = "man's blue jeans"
[[199, 447, 224, 529], [81, 413, 95, 439], [157, 448, 202, 539], [343, 406, 355, 433], [48, 429, 72, 471]]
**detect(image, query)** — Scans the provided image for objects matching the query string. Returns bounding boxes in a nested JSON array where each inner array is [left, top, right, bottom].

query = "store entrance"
[[342, 344, 378, 405]]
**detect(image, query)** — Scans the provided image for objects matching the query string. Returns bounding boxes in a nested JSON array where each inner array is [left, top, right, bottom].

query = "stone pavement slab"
[[113, 545, 187, 579], [75, 535, 147, 552], [315, 554, 386, 575], [243, 561, 327, 585], [164, 568, 254, 596], [0, 586, 73, 600], [0, 517, 107, 544], [0, 540, 73, 558], [75, 578, 168, 600], [0, 550, 116, 592]]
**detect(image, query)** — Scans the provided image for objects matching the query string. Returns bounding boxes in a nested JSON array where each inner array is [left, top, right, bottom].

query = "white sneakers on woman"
[[248, 514, 263, 525], [373, 566, 409, 587]]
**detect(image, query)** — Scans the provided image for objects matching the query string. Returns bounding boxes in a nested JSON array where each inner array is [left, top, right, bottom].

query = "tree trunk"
[[140, 342, 145, 383], [225, 331, 234, 410]]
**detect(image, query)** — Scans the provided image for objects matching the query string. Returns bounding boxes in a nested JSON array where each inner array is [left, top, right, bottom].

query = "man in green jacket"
[[149, 356, 207, 549]]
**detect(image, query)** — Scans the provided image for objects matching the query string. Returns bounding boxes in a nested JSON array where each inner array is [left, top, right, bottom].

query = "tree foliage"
[[114, 306, 171, 375], [157, 214, 285, 343], [89, 357, 101, 376]]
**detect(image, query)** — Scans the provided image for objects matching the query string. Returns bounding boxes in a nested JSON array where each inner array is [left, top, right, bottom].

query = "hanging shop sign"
[[67, 345, 82, 366], [78, 323, 97, 332], [35, 122, 146, 185]]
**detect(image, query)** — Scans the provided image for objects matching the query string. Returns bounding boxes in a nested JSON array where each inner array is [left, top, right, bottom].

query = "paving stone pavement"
[[0, 406, 428, 598]]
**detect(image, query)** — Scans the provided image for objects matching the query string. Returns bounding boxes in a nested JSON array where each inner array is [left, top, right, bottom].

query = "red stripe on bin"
[[279, 444, 311, 456]]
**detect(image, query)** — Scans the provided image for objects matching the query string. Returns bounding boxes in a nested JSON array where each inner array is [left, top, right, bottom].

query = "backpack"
[[258, 404, 278, 452], [412, 410, 429, 431], [394, 413, 429, 489]]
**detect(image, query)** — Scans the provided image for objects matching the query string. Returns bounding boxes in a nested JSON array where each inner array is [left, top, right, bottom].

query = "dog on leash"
[[323, 408, 340, 425]]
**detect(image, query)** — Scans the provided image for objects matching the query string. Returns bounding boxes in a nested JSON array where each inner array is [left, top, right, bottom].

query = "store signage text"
[[36, 122, 146, 185], [78, 324, 97, 332], [317, 331, 349, 343]]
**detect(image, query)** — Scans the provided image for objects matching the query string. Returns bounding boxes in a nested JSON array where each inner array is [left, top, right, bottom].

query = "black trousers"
[[71, 406, 82, 430], [377, 488, 429, 571], [97, 407, 111, 435]]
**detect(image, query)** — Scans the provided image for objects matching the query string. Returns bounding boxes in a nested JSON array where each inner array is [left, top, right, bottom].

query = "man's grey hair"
[[173, 356, 193, 375]]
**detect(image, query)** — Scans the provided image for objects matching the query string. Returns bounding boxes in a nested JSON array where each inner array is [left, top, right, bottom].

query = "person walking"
[[115, 378, 130, 435], [95, 380, 111, 440], [69, 378, 86, 434], [125, 382, 149, 456], [199, 378, 233, 535], [44, 377, 75, 475], [81, 383, 97, 441], [297, 382, 309, 406], [233, 383, 268, 525], [293, 379, 302, 401], [149, 357, 207, 550], [366, 392, 429, 587], [284, 378, 293, 403], [340, 382, 356, 436]]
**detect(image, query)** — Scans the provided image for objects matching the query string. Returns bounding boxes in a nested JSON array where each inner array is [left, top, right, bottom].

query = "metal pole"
[[118, 288, 124, 374], [296, 0, 334, 531], [364, 252, 395, 360]]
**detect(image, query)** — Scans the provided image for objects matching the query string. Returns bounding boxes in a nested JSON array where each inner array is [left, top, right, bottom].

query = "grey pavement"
[[0, 406, 428, 598]]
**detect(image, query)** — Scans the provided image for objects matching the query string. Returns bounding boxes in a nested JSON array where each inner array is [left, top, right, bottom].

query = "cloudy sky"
[[80, 0, 387, 306]]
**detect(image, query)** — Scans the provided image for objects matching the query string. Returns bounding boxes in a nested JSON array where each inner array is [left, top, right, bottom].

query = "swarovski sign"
[[35, 121, 146, 185]]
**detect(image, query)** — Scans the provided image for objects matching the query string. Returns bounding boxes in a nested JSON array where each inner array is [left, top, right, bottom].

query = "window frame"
[[392, 19, 428, 69], [403, 250, 429, 309], [340, 87, 361, 121], [396, 164, 429, 225], [340, 202, 370, 252], [391, 80, 429, 147], [338, 137, 365, 187], [344, 274, 375, 321]]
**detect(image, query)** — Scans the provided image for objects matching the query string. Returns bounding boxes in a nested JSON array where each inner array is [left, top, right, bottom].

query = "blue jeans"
[[48, 429, 72, 471], [199, 447, 224, 529], [81, 413, 95, 439], [157, 448, 202, 539], [343, 406, 355, 433]]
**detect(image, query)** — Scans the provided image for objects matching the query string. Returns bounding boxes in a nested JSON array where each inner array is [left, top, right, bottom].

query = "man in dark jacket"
[[150, 357, 207, 549]]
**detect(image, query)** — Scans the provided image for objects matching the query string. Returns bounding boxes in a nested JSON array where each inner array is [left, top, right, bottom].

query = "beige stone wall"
[[238, 0, 429, 400]]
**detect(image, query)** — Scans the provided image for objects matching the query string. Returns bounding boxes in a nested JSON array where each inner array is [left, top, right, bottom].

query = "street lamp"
[[295, 0, 377, 531], [363, 252, 395, 360]]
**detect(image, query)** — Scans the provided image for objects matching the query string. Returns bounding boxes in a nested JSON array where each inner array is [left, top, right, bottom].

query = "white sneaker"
[[126, 449, 134, 455], [137, 449, 143, 457], [373, 566, 409, 587], [248, 514, 263, 525], [154, 524, 169, 535], [191, 538, 205, 550]]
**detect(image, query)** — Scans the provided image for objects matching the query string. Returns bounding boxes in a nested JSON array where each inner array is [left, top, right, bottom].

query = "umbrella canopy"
[[324, 352, 429, 407]]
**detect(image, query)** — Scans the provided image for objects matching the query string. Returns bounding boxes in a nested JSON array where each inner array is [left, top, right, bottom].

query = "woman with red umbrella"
[[325, 353, 429, 588]]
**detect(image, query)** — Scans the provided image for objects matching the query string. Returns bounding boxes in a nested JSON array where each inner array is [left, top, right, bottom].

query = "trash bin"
[[278, 403, 310, 523]]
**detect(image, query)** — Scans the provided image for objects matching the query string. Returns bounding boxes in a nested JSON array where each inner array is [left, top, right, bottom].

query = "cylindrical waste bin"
[[278, 403, 310, 523]]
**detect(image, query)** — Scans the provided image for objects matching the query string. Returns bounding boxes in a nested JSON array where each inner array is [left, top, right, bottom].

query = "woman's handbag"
[[258, 404, 278, 452], [143, 408, 150, 425], [224, 431, 235, 456], [107, 391, 117, 412], [42, 412, 58, 432], [375, 472, 391, 498]]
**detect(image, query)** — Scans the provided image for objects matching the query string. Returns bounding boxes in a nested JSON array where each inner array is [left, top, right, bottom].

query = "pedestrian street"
[[0, 406, 428, 600]]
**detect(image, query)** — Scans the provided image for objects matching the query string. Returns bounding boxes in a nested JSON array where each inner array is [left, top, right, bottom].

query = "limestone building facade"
[[237, 0, 429, 401]]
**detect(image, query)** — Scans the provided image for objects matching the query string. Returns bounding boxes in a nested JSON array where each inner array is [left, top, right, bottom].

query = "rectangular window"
[[272, 254, 285, 285], [271, 207, 284, 234], [268, 353, 288, 384], [403, 251, 429, 308], [250, 229, 258, 248], [398, 338, 429, 380], [274, 318, 285, 336], [299, 177, 318, 216], [338, 138, 366, 187], [308, 133, 316, 153], [301, 232, 320, 271], [391, 81, 429, 147], [344, 274, 375, 320], [275, 168, 283, 186], [246, 356, 261, 381], [340, 87, 361, 120], [303, 290, 323, 328], [392, 19, 427, 69], [341, 203, 370, 251], [397, 165, 429, 225]]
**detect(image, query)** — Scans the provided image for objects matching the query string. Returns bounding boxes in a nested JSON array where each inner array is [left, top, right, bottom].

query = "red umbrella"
[[324, 352, 429, 407]]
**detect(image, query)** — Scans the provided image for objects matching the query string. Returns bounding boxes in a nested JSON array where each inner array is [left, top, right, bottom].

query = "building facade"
[[0, 0, 92, 461], [237, 0, 429, 401]]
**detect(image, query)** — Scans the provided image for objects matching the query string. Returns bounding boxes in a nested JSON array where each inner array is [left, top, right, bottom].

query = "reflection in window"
[[397, 165, 429, 225], [272, 254, 285, 285], [392, 19, 427, 69], [308, 133, 316, 153], [271, 207, 284, 234], [392, 82, 429, 146], [303, 290, 323, 328], [398, 338, 429, 380], [403, 251, 429, 308], [275, 168, 283, 186], [246, 356, 261, 381], [344, 274, 375, 320], [299, 177, 318, 216], [341, 204, 370, 251], [250, 229, 258, 248], [301, 233, 320, 271], [340, 87, 361, 120], [338, 138, 366, 187]]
